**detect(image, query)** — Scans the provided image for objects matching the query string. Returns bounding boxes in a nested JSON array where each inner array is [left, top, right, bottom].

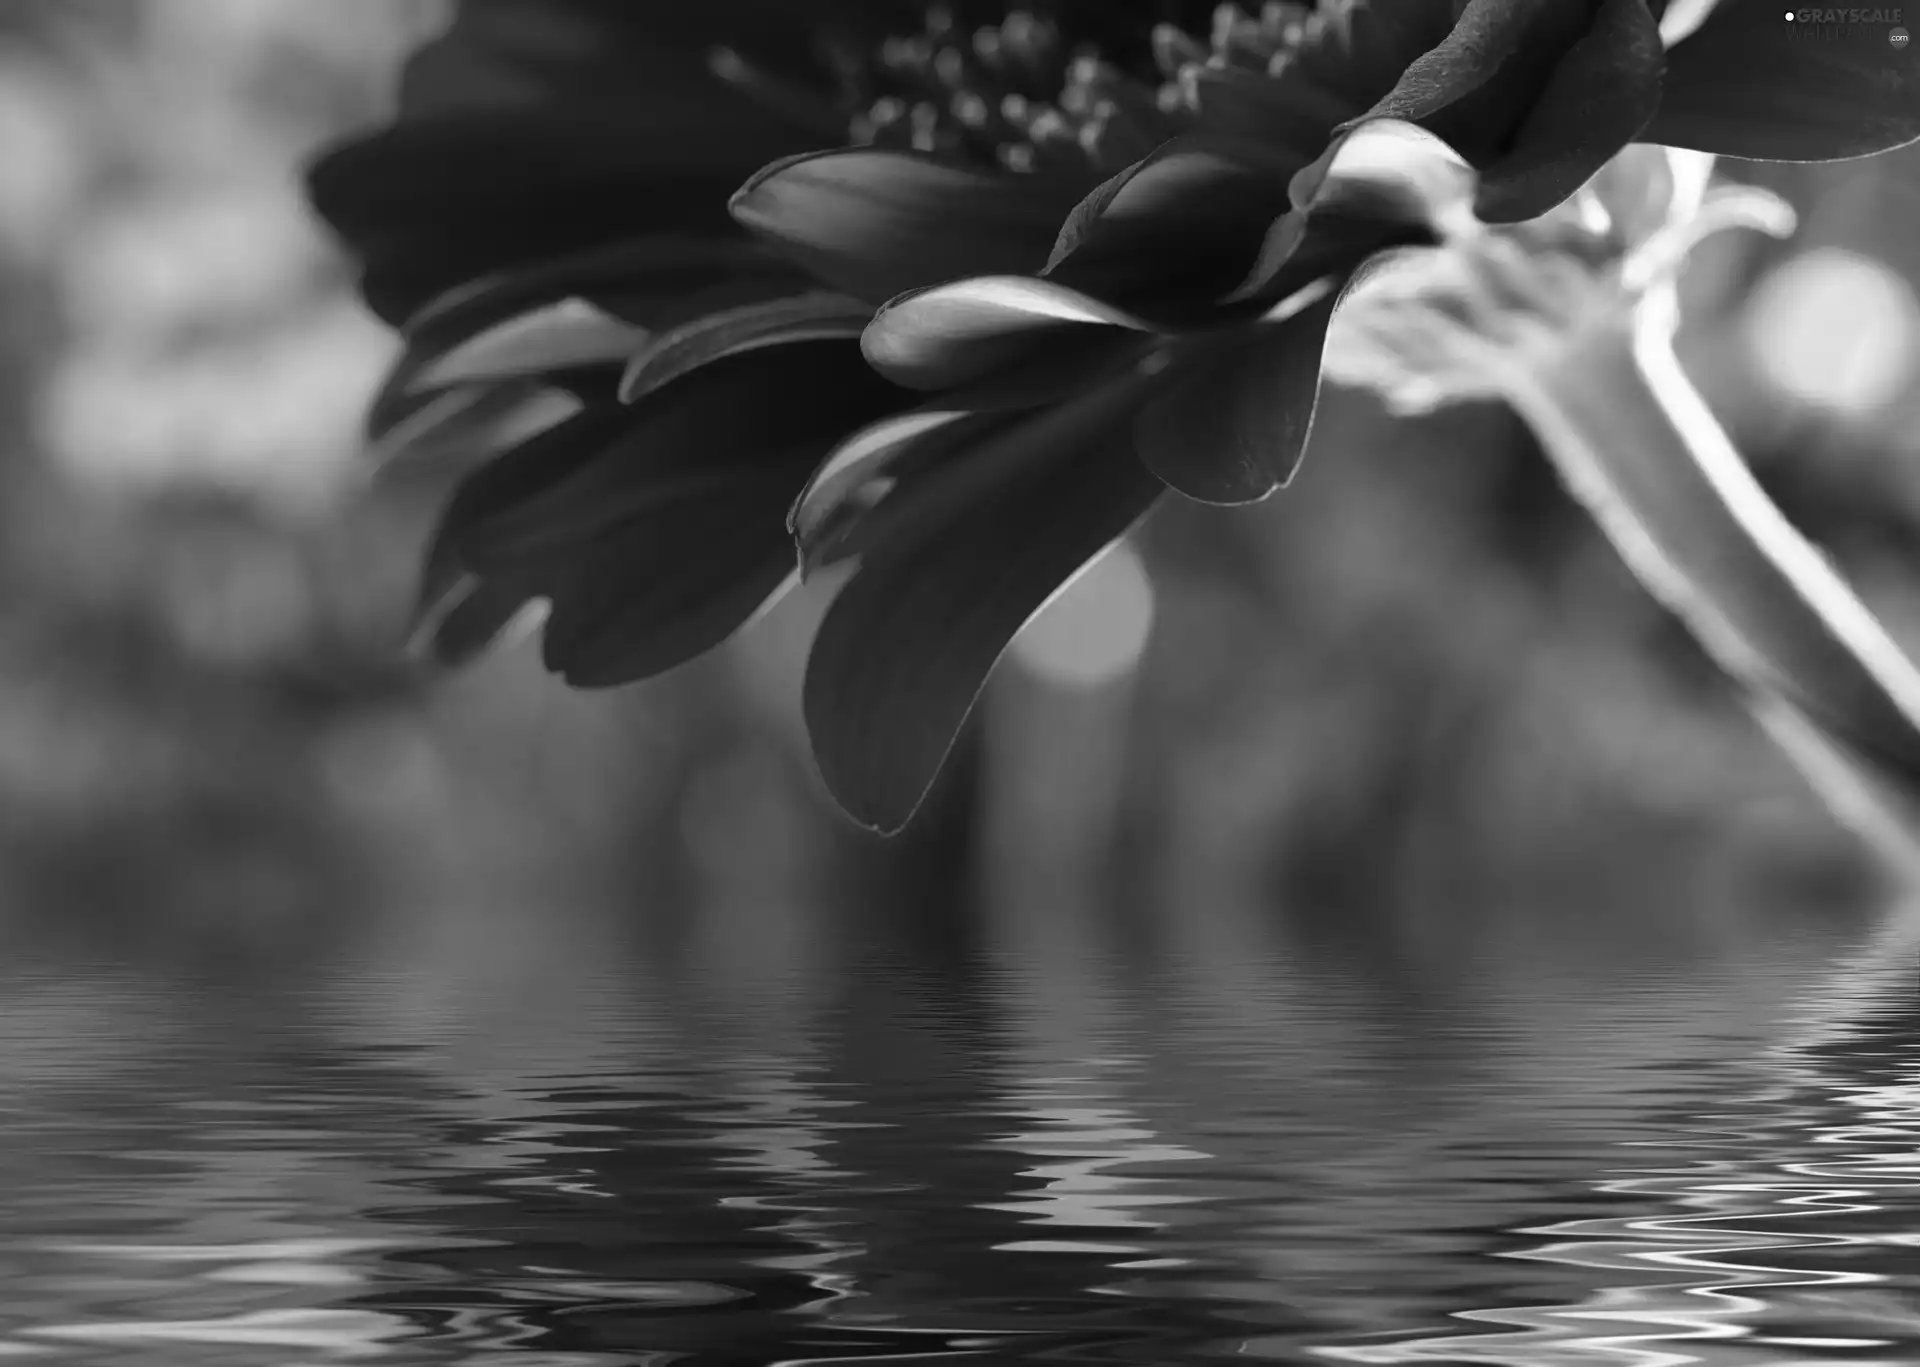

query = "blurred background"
[[1, 5, 1920, 1362]]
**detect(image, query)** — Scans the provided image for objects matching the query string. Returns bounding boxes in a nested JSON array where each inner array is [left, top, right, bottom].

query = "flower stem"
[[1502, 289, 1920, 874]]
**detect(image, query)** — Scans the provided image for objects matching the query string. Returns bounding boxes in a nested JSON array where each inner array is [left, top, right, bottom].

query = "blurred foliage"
[[0, 2, 1916, 967]]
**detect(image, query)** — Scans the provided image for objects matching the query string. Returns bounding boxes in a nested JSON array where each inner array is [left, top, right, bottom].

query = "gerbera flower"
[[309, 0, 1918, 832]]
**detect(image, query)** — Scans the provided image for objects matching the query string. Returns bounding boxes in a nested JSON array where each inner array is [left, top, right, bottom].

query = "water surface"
[[2, 885, 1919, 1365]]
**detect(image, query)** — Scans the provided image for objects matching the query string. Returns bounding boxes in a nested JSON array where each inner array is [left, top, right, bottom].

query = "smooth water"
[[4, 886, 1920, 1366]]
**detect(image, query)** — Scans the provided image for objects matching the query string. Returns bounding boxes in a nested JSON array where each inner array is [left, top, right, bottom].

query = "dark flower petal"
[[863, 276, 1154, 390], [1228, 118, 1478, 305], [416, 404, 637, 592], [402, 400, 631, 661], [409, 573, 538, 669], [729, 149, 1090, 306], [372, 237, 799, 406], [1471, 0, 1665, 222], [790, 409, 1009, 574], [430, 343, 907, 686], [1647, 1, 1920, 160], [367, 241, 811, 436], [457, 342, 907, 564], [804, 384, 1164, 832], [368, 381, 581, 468], [403, 237, 790, 338], [1178, 67, 1349, 164], [399, 0, 917, 119], [307, 114, 766, 323], [531, 472, 804, 687], [1042, 134, 1303, 305], [620, 292, 873, 404], [1134, 280, 1342, 504], [411, 299, 646, 391], [1361, 0, 1596, 156]]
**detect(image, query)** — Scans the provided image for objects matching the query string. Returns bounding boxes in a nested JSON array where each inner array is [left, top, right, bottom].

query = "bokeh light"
[[1009, 541, 1155, 689], [1743, 246, 1920, 418]]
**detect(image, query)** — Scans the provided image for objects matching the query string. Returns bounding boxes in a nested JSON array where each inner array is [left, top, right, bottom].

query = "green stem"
[[1502, 290, 1920, 872]]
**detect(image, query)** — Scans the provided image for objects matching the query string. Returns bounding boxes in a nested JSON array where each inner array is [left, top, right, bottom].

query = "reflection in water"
[[0, 883, 1918, 1365]]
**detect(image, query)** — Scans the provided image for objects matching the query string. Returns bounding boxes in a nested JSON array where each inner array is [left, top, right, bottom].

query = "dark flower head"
[[309, 0, 1919, 832]]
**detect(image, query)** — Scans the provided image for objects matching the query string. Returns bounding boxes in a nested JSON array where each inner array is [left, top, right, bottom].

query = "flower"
[[309, 0, 1919, 832]]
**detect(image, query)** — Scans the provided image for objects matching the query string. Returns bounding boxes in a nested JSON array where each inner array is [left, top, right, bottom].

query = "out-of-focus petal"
[[409, 574, 540, 669], [803, 382, 1164, 833], [620, 292, 873, 403], [1647, 2, 1920, 160], [367, 240, 808, 427], [863, 276, 1156, 390], [729, 149, 1090, 306], [1471, 0, 1665, 222], [367, 381, 581, 469], [435, 342, 908, 685], [307, 114, 760, 322], [395, 0, 879, 141], [1134, 281, 1341, 504]]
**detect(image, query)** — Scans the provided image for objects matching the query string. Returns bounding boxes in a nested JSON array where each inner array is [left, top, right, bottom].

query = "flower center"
[[717, 3, 1357, 177]]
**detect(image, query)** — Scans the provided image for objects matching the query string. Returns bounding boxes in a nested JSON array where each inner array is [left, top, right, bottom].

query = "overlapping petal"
[[424, 342, 911, 686], [863, 277, 1157, 390], [1133, 281, 1343, 504], [620, 292, 873, 404], [1469, 0, 1666, 222], [729, 149, 1092, 305], [804, 379, 1165, 832], [1230, 118, 1479, 304], [1041, 135, 1306, 305]]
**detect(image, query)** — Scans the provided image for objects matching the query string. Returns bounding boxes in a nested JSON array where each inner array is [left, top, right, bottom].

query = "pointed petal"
[[1471, 0, 1665, 223], [729, 148, 1088, 305], [862, 275, 1156, 391], [364, 239, 809, 431], [410, 298, 645, 391], [619, 292, 873, 404], [1134, 281, 1341, 504], [804, 390, 1164, 832], [401, 237, 788, 339], [790, 409, 1002, 573], [367, 381, 581, 468], [1647, 3, 1920, 160], [408, 573, 539, 669]]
